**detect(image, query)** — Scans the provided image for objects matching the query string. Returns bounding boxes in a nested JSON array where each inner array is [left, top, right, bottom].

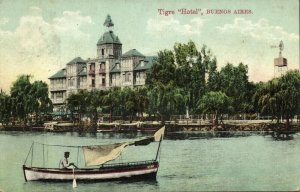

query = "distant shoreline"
[[1, 120, 299, 134]]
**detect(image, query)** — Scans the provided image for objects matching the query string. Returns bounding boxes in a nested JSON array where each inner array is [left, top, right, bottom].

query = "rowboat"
[[22, 126, 165, 182], [96, 122, 118, 132], [23, 160, 158, 181]]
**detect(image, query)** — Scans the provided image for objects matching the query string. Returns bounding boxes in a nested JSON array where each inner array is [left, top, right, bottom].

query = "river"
[[0, 131, 300, 191]]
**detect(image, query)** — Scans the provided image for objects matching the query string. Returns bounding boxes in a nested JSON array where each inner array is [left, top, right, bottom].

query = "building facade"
[[49, 15, 155, 112]]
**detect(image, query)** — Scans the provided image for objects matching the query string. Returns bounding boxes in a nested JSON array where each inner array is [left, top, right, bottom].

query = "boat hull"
[[23, 161, 158, 182]]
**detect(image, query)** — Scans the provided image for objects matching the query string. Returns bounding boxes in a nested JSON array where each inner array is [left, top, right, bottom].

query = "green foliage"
[[147, 82, 185, 122], [0, 90, 11, 125], [146, 49, 176, 86], [9, 75, 52, 124], [198, 91, 232, 125], [218, 63, 253, 113], [146, 41, 217, 114], [253, 70, 300, 125]]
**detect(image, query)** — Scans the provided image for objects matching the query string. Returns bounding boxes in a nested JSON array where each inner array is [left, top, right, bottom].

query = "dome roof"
[[97, 31, 122, 45], [122, 49, 145, 58]]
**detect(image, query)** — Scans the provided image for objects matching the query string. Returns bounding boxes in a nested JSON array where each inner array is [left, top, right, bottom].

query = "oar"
[[72, 167, 77, 188]]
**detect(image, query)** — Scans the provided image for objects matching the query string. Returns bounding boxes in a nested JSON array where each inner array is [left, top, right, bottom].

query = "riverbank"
[[1, 120, 299, 133]]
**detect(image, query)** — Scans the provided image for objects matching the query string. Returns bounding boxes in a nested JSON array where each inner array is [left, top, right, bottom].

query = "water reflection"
[[165, 131, 298, 140], [165, 131, 254, 140]]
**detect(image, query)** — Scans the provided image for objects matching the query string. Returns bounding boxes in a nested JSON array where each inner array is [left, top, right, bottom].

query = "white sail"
[[83, 143, 129, 166], [82, 126, 165, 166], [154, 126, 165, 141]]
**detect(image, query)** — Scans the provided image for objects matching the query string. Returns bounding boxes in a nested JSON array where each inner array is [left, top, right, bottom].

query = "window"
[[92, 79, 95, 87], [57, 92, 63, 99], [69, 79, 74, 87], [102, 78, 105, 85], [90, 64, 95, 71], [100, 64, 105, 70], [102, 49, 104, 55], [125, 72, 131, 82]]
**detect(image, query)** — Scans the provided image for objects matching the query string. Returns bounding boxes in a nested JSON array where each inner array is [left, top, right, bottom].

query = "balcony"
[[78, 84, 87, 89], [134, 80, 145, 86], [99, 83, 106, 87], [51, 98, 65, 104], [88, 69, 95, 75], [50, 86, 66, 91], [99, 69, 106, 74]]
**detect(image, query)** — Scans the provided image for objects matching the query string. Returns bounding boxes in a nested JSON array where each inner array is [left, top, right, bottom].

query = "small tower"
[[97, 14, 122, 59], [274, 40, 288, 77], [104, 14, 114, 30]]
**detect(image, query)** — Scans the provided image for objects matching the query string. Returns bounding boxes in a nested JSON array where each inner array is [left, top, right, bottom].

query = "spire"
[[103, 14, 114, 28]]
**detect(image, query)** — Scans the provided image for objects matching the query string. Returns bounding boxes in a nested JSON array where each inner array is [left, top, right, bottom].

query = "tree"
[[9, 75, 52, 125], [146, 49, 176, 86], [67, 90, 88, 122], [148, 82, 184, 123], [198, 91, 232, 126], [102, 87, 121, 122], [218, 63, 252, 115], [30, 81, 52, 124], [134, 87, 149, 119], [10, 75, 33, 125], [0, 90, 11, 125], [146, 41, 217, 115], [85, 90, 106, 128], [253, 70, 300, 128], [278, 70, 300, 127]]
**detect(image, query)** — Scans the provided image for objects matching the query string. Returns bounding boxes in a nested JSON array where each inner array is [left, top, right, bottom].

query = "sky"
[[0, 0, 299, 92]]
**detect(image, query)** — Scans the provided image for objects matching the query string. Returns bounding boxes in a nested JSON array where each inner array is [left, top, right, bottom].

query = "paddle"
[[72, 167, 77, 188]]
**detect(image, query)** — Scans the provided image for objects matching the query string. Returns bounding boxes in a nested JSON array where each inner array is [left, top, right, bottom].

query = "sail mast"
[[155, 134, 163, 161]]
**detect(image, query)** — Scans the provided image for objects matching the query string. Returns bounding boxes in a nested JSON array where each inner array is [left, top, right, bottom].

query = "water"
[[1, 131, 300, 191]]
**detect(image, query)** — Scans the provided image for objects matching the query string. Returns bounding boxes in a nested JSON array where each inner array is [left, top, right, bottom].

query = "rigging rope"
[[23, 142, 34, 165], [43, 144, 45, 167], [34, 141, 99, 148]]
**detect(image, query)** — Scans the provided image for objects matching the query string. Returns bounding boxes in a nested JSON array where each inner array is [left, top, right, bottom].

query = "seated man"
[[59, 151, 78, 169]]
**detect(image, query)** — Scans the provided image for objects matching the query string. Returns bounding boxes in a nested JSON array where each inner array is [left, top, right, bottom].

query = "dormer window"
[[141, 61, 145, 67]]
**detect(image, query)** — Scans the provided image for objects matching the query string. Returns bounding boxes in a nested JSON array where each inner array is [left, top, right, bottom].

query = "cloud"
[[146, 17, 205, 36], [0, 17, 9, 25], [217, 18, 299, 41], [0, 7, 93, 91], [53, 10, 93, 38]]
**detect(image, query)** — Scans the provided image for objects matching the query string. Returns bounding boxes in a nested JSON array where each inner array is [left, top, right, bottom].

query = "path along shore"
[[0, 119, 299, 133]]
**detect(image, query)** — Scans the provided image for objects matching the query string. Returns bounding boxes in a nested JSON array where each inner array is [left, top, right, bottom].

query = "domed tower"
[[97, 15, 122, 59]]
